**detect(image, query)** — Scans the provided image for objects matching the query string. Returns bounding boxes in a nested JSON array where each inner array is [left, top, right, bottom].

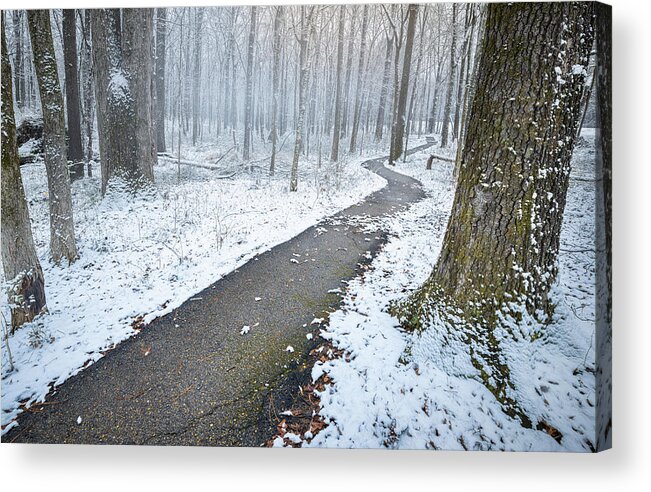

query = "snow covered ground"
[[295, 131, 598, 451], [1, 135, 386, 433]]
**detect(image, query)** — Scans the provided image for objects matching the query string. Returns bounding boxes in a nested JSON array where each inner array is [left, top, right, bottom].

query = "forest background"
[[0, 0, 648, 490]]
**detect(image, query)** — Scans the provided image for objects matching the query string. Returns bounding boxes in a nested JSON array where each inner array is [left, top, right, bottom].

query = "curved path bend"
[[6, 139, 434, 446]]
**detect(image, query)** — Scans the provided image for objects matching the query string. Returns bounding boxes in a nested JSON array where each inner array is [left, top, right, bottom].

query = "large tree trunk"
[[27, 9, 78, 265], [242, 6, 257, 160], [1, 18, 47, 331], [374, 35, 393, 143], [330, 6, 345, 162], [63, 9, 84, 180], [269, 6, 283, 175], [92, 8, 155, 195], [348, 5, 369, 154], [389, 3, 418, 164], [395, 2, 593, 423], [191, 7, 203, 146], [155, 8, 167, 153], [439, 4, 457, 148]]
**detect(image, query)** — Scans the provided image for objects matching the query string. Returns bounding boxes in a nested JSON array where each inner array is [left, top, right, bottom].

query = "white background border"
[[2, 0, 649, 490]]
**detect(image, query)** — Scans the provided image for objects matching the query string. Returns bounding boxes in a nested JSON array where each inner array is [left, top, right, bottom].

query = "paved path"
[[6, 140, 434, 446]]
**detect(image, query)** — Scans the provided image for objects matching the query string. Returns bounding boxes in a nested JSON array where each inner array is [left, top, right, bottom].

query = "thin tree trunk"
[[1, 19, 47, 330], [349, 5, 369, 153], [243, 6, 257, 160], [155, 8, 167, 152], [374, 35, 393, 142], [191, 8, 204, 146], [290, 6, 311, 192], [63, 9, 84, 180], [12, 11, 25, 110], [330, 6, 345, 162], [341, 9, 357, 138], [27, 9, 78, 264], [389, 3, 418, 164], [440, 4, 457, 148], [269, 6, 283, 175], [81, 9, 94, 171]]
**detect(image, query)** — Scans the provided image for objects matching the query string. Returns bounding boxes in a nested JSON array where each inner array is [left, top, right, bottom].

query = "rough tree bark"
[[1, 19, 47, 331], [440, 4, 457, 148], [330, 5, 345, 162], [63, 9, 84, 180], [155, 7, 167, 152], [389, 3, 418, 164], [27, 9, 78, 265], [242, 6, 257, 160], [395, 2, 594, 423], [92, 8, 155, 195]]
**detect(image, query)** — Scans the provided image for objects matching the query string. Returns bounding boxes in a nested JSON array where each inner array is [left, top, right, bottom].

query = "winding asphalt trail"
[[6, 139, 434, 446]]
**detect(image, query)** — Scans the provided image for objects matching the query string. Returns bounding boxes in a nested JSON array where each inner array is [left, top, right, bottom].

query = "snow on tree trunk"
[[92, 8, 155, 195], [1, 18, 47, 331], [63, 9, 84, 180], [394, 2, 594, 424], [27, 9, 78, 265]]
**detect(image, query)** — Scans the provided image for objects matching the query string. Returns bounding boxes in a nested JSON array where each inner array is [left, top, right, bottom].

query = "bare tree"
[[27, 9, 78, 264], [389, 3, 418, 164], [80, 9, 94, 172], [348, 5, 369, 154], [440, 4, 457, 148], [192, 7, 204, 146], [62, 9, 84, 180], [269, 6, 284, 175], [242, 6, 257, 160], [290, 6, 314, 192], [155, 8, 167, 152], [374, 34, 393, 142], [1, 17, 47, 330], [92, 8, 155, 194], [330, 5, 345, 162]]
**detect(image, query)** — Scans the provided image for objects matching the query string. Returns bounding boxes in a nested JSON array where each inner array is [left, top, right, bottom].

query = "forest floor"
[[270, 130, 600, 452], [1, 135, 434, 443]]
